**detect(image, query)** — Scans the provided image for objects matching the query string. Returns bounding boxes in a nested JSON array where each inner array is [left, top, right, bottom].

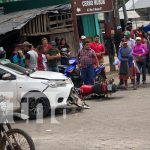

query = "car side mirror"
[[2, 73, 16, 80]]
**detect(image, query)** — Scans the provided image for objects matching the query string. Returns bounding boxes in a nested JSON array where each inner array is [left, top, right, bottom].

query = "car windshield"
[[3, 63, 32, 75]]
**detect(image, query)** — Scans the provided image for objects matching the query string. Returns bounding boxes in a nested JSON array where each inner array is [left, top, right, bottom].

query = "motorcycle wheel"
[[2, 128, 35, 150]]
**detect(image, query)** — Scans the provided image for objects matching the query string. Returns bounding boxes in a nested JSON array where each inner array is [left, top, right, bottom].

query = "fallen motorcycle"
[[79, 78, 117, 99]]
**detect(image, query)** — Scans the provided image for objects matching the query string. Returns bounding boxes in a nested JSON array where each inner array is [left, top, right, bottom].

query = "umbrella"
[[143, 23, 150, 32]]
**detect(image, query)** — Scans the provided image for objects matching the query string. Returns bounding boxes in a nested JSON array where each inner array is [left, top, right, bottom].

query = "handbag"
[[136, 56, 144, 62]]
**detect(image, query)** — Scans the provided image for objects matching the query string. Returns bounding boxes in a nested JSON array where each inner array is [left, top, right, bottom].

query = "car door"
[[0, 68, 18, 110]]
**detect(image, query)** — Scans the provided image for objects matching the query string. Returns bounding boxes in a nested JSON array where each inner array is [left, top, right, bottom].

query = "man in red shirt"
[[90, 35, 105, 64]]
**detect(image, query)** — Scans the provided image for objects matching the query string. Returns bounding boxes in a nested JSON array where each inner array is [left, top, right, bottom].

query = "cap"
[[117, 26, 122, 30], [136, 37, 141, 41], [23, 41, 32, 46], [51, 41, 56, 46], [81, 35, 86, 40], [126, 21, 132, 26], [124, 31, 131, 37]]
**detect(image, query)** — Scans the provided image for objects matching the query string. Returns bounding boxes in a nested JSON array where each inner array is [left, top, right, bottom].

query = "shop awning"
[[119, 10, 140, 19], [119, 0, 150, 11], [98, 10, 140, 21]]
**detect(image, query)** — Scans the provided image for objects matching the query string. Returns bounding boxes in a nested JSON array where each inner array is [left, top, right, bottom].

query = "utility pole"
[[113, 0, 120, 30], [104, 12, 116, 71], [122, 0, 128, 25], [71, 0, 80, 53]]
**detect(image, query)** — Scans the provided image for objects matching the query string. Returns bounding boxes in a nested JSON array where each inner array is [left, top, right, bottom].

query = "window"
[[0, 68, 8, 80]]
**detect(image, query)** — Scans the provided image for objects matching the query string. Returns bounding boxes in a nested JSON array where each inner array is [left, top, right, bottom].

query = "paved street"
[[12, 73, 150, 150]]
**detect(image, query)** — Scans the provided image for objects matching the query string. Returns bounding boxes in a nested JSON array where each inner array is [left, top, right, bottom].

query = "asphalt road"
[[13, 75, 150, 150]]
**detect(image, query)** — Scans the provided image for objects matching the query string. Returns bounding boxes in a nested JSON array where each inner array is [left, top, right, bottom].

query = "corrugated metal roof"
[[0, 4, 71, 35]]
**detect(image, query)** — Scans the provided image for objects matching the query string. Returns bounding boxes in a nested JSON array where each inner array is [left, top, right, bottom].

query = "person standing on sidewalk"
[[37, 45, 45, 71], [79, 35, 86, 50], [78, 41, 99, 85], [41, 37, 52, 54], [118, 38, 132, 89], [90, 35, 105, 64], [46, 41, 61, 72], [23, 41, 38, 70], [124, 33, 136, 85], [58, 38, 71, 65], [132, 37, 148, 85], [114, 26, 124, 56]]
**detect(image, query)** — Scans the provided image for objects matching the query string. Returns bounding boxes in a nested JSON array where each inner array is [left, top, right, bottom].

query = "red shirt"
[[37, 53, 44, 71], [43, 44, 52, 54], [90, 42, 105, 63]]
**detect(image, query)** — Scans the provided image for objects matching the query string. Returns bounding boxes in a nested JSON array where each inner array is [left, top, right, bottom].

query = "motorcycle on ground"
[[59, 57, 117, 105], [0, 95, 35, 150], [79, 78, 117, 99]]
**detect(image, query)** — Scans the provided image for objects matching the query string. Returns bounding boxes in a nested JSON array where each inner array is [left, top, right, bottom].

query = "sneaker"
[[83, 104, 90, 109], [143, 81, 147, 84]]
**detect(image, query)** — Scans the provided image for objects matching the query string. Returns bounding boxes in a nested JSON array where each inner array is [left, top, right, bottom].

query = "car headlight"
[[42, 79, 71, 88], [42, 81, 58, 88], [65, 77, 72, 84]]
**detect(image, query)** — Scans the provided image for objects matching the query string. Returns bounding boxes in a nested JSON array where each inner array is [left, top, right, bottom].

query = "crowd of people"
[[114, 21, 150, 89], [1, 21, 150, 88], [0, 34, 105, 86], [7, 37, 71, 72]]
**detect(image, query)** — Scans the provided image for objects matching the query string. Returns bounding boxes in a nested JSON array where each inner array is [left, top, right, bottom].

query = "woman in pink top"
[[132, 37, 148, 85]]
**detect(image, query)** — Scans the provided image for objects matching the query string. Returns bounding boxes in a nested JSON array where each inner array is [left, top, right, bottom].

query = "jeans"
[[81, 64, 95, 85], [136, 60, 146, 82], [48, 66, 59, 72]]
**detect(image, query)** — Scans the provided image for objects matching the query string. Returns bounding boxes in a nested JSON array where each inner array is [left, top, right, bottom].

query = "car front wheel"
[[21, 92, 50, 119]]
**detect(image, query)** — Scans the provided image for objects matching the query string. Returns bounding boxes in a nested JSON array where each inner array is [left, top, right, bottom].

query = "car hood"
[[30, 71, 66, 80]]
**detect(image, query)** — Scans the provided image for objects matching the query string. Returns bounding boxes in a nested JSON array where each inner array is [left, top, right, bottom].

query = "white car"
[[0, 60, 74, 119]]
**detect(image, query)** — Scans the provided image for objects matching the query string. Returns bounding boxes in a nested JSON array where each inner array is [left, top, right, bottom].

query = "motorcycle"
[[0, 95, 35, 150], [58, 57, 107, 87], [59, 57, 117, 106], [79, 78, 117, 99], [58, 57, 81, 87]]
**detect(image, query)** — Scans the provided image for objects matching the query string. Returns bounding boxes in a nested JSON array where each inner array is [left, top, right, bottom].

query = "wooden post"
[[122, 0, 128, 25], [43, 14, 47, 32], [71, 0, 79, 53], [104, 12, 116, 71]]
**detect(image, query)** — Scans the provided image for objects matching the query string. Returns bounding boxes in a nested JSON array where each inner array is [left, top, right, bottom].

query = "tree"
[[118, 0, 129, 24]]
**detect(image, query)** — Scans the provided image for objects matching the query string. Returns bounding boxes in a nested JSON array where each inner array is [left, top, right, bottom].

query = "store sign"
[[72, 0, 113, 15]]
